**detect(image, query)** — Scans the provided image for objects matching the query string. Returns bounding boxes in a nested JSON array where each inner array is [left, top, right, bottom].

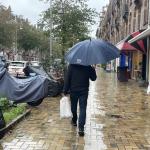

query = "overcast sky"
[[0, 0, 109, 37]]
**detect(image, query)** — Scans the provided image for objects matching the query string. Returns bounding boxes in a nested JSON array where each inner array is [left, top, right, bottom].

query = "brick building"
[[97, 0, 149, 82]]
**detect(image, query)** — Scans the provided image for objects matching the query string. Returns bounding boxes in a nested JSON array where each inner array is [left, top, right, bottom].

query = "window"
[[133, 18, 136, 31], [128, 13, 132, 34], [122, 4, 129, 21], [144, 0, 147, 6], [137, 9, 141, 28], [143, 9, 148, 25], [116, 0, 120, 8], [134, 0, 142, 8], [134, 11, 136, 17]]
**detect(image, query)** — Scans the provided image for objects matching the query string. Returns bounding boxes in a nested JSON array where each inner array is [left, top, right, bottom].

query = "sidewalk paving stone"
[[1, 69, 150, 149]]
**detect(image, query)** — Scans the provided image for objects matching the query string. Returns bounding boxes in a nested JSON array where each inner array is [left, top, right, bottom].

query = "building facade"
[[97, 0, 149, 81]]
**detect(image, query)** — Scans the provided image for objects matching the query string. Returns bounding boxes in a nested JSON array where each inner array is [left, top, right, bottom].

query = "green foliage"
[[39, 0, 97, 57], [41, 55, 53, 71], [3, 104, 26, 124], [0, 97, 26, 124], [0, 97, 10, 111], [0, 23, 15, 48], [0, 1, 97, 62], [0, 4, 49, 56], [0, 6, 16, 48], [18, 26, 39, 50], [101, 64, 106, 69]]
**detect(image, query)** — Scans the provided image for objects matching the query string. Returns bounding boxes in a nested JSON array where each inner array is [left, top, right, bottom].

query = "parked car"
[[8, 61, 28, 78], [29, 61, 42, 68]]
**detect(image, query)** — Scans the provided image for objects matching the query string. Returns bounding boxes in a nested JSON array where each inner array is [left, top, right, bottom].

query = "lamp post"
[[49, 0, 53, 57], [12, 16, 18, 58], [14, 15, 23, 61], [60, 0, 65, 71], [15, 27, 23, 61], [13, 15, 18, 60], [15, 18, 17, 57], [147, 0, 150, 81]]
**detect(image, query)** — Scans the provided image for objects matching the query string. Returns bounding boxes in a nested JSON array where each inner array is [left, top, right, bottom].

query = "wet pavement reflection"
[[1, 68, 150, 150]]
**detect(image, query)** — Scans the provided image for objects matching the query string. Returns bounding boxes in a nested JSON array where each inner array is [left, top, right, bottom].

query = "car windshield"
[[31, 62, 39, 66], [30, 61, 41, 68], [10, 62, 25, 67]]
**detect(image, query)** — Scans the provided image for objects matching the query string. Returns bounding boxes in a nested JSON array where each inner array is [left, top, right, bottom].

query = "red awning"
[[116, 40, 138, 52], [116, 30, 147, 53], [129, 28, 150, 43]]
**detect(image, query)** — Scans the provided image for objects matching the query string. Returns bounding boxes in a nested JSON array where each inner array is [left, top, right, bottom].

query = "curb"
[[0, 109, 31, 134]]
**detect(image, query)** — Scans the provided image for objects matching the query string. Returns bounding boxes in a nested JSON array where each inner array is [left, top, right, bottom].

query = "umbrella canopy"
[[65, 39, 120, 66]]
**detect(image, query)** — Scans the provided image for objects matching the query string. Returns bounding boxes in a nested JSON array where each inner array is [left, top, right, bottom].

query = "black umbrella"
[[65, 39, 120, 66]]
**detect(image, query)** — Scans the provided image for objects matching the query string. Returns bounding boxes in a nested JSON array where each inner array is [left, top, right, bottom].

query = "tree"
[[38, 0, 97, 58], [0, 4, 51, 63], [17, 26, 40, 51], [0, 5, 15, 49]]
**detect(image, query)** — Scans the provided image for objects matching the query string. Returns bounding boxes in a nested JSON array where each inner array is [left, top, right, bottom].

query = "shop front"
[[129, 28, 149, 82], [116, 30, 147, 81]]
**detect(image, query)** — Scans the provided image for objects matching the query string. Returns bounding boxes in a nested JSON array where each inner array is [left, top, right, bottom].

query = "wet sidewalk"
[[1, 68, 150, 150]]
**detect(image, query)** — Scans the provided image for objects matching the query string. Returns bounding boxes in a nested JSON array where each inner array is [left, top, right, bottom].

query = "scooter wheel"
[[27, 98, 44, 107]]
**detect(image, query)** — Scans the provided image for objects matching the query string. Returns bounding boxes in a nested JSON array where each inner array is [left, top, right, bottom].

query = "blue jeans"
[[70, 91, 88, 129]]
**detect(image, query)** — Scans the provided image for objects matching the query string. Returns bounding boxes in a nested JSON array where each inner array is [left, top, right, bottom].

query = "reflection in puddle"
[[2, 135, 39, 149], [85, 81, 107, 150]]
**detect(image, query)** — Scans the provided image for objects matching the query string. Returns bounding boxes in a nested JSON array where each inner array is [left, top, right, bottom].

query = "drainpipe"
[[148, 0, 150, 27], [147, 0, 150, 83]]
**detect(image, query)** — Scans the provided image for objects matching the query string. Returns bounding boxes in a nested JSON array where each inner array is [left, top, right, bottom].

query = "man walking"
[[63, 64, 97, 136]]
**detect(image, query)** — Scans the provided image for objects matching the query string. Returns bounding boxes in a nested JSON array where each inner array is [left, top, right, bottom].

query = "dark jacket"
[[63, 64, 97, 94]]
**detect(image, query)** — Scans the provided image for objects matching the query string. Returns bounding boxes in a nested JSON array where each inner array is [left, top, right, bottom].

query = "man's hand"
[[91, 64, 96, 69]]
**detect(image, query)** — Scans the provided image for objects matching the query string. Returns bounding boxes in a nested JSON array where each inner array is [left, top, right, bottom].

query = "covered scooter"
[[0, 66, 48, 106]]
